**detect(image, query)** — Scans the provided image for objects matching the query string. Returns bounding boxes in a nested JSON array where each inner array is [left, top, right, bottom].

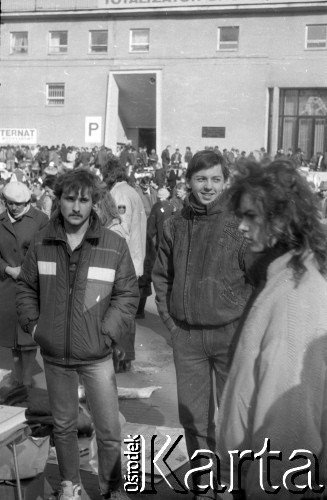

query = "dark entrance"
[[139, 128, 156, 154]]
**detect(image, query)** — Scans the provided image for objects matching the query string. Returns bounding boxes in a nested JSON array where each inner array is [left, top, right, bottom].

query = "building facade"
[[1, 0, 327, 159]]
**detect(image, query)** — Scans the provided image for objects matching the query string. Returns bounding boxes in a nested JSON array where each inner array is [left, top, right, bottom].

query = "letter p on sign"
[[85, 117, 102, 144]]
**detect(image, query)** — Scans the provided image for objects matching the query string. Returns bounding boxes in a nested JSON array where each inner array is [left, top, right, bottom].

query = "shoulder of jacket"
[[100, 226, 125, 248], [30, 206, 49, 222], [222, 212, 244, 237]]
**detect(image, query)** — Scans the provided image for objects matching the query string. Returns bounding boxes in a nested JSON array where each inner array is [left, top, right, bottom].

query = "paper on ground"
[[117, 386, 162, 399]]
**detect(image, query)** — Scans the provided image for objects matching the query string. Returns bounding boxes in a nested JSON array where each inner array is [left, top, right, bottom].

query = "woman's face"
[[238, 193, 269, 253]]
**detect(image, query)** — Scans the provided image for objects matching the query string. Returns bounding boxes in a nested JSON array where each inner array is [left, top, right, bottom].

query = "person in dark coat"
[[135, 176, 158, 218], [161, 145, 171, 171], [0, 182, 48, 389], [167, 166, 177, 192], [148, 149, 159, 168], [184, 146, 193, 166], [147, 187, 175, 251], [95, 145, 108, 169], [153, 161, 166, 189]]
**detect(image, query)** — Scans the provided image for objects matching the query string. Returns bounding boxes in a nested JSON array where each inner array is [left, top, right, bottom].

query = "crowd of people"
[[0, 141, 327, 500]]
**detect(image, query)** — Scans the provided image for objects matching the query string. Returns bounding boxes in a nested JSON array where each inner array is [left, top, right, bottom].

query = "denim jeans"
[[171, 321, 237, 495], [44, 358, 121, 496]]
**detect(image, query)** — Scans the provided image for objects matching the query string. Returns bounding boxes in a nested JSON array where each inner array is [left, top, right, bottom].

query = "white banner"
[[0, 129, 37, 145], [85, 117, 102, 144]]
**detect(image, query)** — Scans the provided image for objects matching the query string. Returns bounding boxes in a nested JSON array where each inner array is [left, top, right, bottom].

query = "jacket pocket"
[[83, 280, 113, 318], [221, 278, 239, 306]]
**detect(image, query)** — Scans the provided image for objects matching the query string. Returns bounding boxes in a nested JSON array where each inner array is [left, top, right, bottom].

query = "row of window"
[[10, 29, 149, 54], [8, 24, 327, 55]]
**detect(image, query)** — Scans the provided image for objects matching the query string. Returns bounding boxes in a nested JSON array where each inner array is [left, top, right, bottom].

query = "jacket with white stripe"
[[16, 211, 139, 366]]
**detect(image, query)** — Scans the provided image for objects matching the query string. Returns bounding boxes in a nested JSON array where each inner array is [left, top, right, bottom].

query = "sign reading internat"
[[0, 129, 37, 145], [202, 127, 226, 138], [85, 117, 102, 144]]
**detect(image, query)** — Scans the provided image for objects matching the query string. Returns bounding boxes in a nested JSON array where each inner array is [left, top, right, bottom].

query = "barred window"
[[89, 30, 108, 53], [10, 32, 28, 54], [217, 27, 239, 51], [129, 29, 150, 53], [49, 31, 68, 54], [306, 25, 327, 49], [46, 83, 65, 106]]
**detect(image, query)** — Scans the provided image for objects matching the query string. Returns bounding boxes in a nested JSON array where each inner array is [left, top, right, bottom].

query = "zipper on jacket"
[[65, 246, 83, 362]]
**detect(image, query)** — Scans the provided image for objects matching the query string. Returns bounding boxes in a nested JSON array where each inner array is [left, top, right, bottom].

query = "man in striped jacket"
[[17, 169, 139, 500]]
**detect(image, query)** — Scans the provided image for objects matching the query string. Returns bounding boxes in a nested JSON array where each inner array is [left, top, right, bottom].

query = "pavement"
[[0, 294, 195, 500]]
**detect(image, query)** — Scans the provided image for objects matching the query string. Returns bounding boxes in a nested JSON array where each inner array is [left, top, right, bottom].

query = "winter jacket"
[[216, 252, 327, 498], [152, 193, 254, 332], [135, 185, 158, 218], [154, 168, 166, 189], [16, 212, 139, 366], [147, 199, 176, 251]]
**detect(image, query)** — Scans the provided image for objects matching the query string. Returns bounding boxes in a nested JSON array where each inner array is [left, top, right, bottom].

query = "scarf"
[[187, 192, 222, 216], [7, 203, 31, 224]]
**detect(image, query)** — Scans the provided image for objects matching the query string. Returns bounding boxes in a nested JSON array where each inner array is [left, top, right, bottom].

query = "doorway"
[[105, 71, 161, 155], [139, 128, 156, 153]]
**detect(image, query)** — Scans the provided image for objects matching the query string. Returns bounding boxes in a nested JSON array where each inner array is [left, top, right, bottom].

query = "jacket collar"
[[0, 205, 35, 222], [43, 210, 101, 242], [185, 191, 228, 218]]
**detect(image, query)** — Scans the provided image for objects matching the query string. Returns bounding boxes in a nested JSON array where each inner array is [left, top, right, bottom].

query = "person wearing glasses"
[[0, 181, 48, 396]]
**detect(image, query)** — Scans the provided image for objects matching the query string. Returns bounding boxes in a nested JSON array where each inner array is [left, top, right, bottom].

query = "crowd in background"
[[1, 141, 327, 222], [1, 141, 327, 500]]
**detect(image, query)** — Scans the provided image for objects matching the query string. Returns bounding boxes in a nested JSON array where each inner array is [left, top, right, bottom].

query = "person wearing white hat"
[[43, 160, 58, 177], [0, 182, 48, 395]]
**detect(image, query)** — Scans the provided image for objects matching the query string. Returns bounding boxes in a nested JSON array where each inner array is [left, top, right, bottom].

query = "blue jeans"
[[44, 358, 121, 496], [171, 322, 237, 494]]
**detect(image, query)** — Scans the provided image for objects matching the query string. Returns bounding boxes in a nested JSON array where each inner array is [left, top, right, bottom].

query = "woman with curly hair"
[[216, 160, 327, 500]]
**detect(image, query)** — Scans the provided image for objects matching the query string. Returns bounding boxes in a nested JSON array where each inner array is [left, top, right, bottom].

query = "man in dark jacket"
[[153, 161, 166, 189], [161, 145, 171, 171], [152, 150, 254, 500], [17, 169, 139, 500]]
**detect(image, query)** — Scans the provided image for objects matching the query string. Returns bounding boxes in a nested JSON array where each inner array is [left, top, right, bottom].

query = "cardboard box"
[[0, 435, 50, 480], [0, 472, 44, 500]]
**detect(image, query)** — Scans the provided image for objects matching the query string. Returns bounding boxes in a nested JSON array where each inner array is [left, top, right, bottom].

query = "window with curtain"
[[217, 27, 239, 51], [89, 31, 108, 53], [46, 83, 65, 106], [129, 29, 150, 53], [306, 25, 327, 49], [279, 89, 327, 159], [10, 32, 28, 54], [49, 31, 68, 54]]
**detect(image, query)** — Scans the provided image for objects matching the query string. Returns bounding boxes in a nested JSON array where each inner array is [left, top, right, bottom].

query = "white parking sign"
[[85, 117, 102, 144]]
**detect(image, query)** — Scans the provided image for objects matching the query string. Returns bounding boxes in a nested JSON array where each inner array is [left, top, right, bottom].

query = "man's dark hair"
[[43, 175, 57, 190], [100, 157, 127, 187], [186, 150, 229, 182], [54, 168, 101, 204], [102, 165, 128, 190]]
